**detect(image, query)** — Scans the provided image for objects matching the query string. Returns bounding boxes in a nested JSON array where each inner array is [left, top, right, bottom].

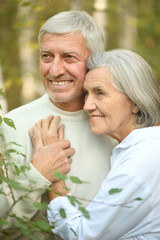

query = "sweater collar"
[[42, 94, 88, 121]]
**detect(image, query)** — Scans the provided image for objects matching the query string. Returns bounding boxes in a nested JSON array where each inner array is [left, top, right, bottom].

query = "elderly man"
[[0, 11, 116, 239]]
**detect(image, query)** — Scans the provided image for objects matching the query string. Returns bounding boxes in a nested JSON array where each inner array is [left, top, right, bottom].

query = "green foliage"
[[79, 207, 90, 219], [109, 188, 123, 195], [0, 88, 5, 96], [134, 197, 143, 201], [59, 208, 66, 219], [33, 202, 49, 211], [3, 118, 16, 130], [0, 116, 2, 126], [69, 176, 86, 184], [67, 195, 83, 207], [54, 171, 67, 180]]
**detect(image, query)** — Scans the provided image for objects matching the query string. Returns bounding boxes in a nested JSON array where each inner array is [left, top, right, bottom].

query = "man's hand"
[[29, 116, 75, 182]]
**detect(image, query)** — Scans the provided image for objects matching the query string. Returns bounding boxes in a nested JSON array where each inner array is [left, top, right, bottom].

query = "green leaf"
[[3, 117, 16, 130], [6, 148, 17, 154], [70, 228, 78, 237], [64, 186, 70, 191], [67, 195, 81, 206], [36, 220, 51, 231], [13, 165, 20, 176], [33, 202, 48, 210], [20, 164, 31, 173], [0, 218, 7, 226], [134, 197, 143, 201], [0, 88, 5, 96], [0, 168, 4, 177], [79, 207, 90, 219], [9, 141, 23, 147], [109, 188, 122, 195], [0, 116, 2, 126], [59, 208, 66, 218], [0, 104, 2, 110], [7, 179, 22, 190], [54, 171, 67, 180], [70, 176, 84, 184]]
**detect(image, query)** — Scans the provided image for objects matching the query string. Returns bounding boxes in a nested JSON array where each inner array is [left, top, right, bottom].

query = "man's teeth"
[[91, 116, 103, 118], [50, 81, 72, 85]]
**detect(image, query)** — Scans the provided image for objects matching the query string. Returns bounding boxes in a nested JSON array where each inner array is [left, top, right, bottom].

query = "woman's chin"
[[91, 128, 104, 135]]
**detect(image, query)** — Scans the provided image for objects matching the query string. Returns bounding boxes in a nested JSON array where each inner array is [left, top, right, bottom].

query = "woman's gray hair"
[[87, 49, 160, 128], [38, 10, 104, 53]]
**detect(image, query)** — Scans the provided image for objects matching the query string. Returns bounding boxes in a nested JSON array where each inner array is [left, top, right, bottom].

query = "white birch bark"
[[70, 0, 82, 10], [93, 0, 108, 47], [18, 3, 40, 104], [119, 1, 137, 49]]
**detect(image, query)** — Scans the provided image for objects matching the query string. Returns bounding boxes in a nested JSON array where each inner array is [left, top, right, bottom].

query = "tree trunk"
[[93, 0, 108, 47], [118, 0, 137, 49]]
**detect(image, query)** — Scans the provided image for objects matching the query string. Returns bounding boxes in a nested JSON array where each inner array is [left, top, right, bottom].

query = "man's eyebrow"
[[40, 49, 51, 53], [64, 51, 81, 56], [40, 49, 81, 56]]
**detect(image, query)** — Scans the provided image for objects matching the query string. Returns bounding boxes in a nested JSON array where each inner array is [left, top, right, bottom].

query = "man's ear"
[[132, 103, 139, 114]]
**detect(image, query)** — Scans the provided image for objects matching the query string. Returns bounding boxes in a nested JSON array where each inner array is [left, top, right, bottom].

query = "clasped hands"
[[29, 115, 75, 199]]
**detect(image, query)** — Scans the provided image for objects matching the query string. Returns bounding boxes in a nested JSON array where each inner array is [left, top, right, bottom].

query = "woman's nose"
[[83, 96, 96, 112]]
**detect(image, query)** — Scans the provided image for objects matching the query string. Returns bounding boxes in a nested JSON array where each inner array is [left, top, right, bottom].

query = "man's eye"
[[42, 54, 50, 58], [41, 54, 53, 62], [67, 55, 73, 58]]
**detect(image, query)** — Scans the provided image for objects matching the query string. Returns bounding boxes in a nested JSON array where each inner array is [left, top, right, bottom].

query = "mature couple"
[[1, 10, 160, 240]]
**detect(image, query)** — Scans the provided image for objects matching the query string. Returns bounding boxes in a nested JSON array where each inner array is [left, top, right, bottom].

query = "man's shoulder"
[[5, 94, 48, 119]]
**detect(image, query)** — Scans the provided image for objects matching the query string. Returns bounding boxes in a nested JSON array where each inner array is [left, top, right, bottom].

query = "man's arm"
[[0, 115, 74, 225]]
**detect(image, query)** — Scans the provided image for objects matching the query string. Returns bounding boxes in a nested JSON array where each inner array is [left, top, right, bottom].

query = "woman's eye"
[[97, 90, 104, 95]]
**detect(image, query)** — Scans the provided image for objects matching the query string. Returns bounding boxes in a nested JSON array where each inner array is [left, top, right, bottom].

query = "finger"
[[41, 115, 54, 131], [58, 124, 64, 141], [57, 140, 71, 149], [35, 119, 42, 130], [29, 126, 44, 149], [68, 157, 72, 164], [44, 116, 60, 142], [64, 147, 75, 158], [50, 116, 60, 132]]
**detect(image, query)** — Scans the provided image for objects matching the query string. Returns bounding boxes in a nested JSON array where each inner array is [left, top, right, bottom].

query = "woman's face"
[[83, 67, 138, 142]]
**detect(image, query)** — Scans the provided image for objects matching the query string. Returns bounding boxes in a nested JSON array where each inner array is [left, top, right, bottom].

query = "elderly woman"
[[30, 49, 160, 240]]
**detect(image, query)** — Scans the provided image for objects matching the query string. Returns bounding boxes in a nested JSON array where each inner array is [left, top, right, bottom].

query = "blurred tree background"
[[0, 0, 160, 114]]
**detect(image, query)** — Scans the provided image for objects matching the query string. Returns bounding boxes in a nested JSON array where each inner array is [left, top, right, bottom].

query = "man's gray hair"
[[87, 49, 160, 128], [38, 10, 104, 53]]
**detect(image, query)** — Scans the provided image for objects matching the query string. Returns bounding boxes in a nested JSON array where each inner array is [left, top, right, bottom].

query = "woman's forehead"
[[84, 67, 111, 87]]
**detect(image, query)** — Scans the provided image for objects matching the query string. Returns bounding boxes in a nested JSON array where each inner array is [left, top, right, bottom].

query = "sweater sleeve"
[[0, 118, 51, 225]]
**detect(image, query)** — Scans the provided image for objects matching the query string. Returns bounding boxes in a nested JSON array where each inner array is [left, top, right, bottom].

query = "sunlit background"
[[0, 0, 160, 115]]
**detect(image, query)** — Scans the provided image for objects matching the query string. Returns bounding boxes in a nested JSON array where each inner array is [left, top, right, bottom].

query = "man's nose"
[[49, 57, 65, 77], [83, 96, 96, 112]]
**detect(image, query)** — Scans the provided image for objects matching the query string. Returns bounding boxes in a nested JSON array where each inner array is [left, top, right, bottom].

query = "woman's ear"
[[132, 103, 139, 114]]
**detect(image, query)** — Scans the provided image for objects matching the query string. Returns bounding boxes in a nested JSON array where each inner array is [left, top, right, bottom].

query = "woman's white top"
[[48, 126, 160, 240]]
